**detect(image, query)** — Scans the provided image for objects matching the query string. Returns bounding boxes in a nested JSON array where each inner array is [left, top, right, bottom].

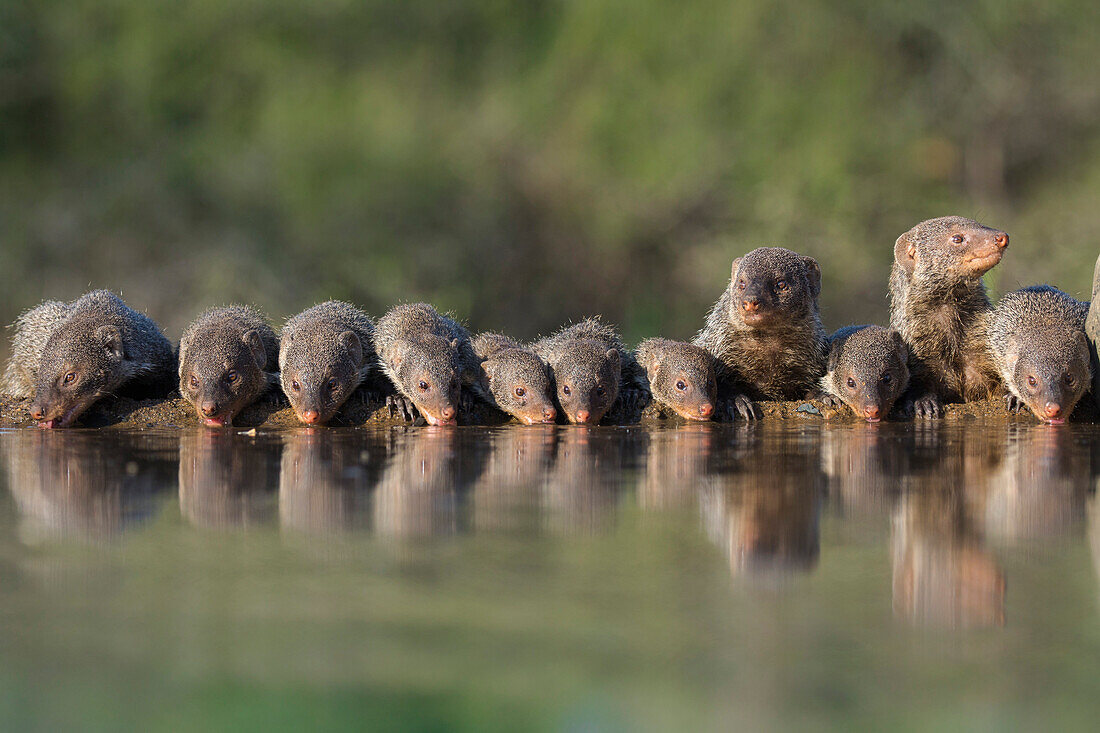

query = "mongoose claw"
[[910, 393, 943, 419], [386, 394, 418, 422], [1004, 393, 1025, 413], [819, 394, 843, 410], [730, 394, 761, 421]]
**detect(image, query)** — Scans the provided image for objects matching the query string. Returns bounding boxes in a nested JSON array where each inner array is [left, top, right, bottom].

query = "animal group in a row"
[[2, 215, 1094, 428]]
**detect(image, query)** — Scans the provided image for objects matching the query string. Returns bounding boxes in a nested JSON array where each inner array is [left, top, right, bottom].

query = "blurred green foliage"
[[1, 0, 1099, 348]]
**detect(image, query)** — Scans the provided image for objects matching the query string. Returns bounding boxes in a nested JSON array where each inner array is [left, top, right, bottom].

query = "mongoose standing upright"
[[531, 318, 648, 425], [373, 303, 486, 426], [1086, 254, 1100, 408], [472, 332, 557, 425], [178, 306, 280, 427], [693, 247, 827, 419], [984, 286, 1091, 424], [818, 326, 909, 422], [889, 216, 1009, 417], [2, 290, 175, 428], [634, 338, 717, 421], [279, 301, 377, 425]]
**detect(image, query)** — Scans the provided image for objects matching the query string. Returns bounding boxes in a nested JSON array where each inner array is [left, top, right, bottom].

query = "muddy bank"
[[2, 389, 1095, 430]]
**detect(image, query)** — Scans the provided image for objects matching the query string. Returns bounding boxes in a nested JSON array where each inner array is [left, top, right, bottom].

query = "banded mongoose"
[[818, 326, 909, 422], [178, 306, 279, 428], [279, 301, 377, 425], [531, 317, 648, 425], [373, 302, 486, 426], [2, 290, 175, 428], [634, 338, 717, 421], [889, 216, 1009, 417], [984, 286, 1091, 424], [472, 332, 557, 425], [693, 247, 827, 419]]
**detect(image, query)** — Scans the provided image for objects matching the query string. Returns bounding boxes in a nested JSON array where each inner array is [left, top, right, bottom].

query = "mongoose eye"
[[226, 370, 239, 384], [562, 385, 571, 396], [881, 373, 892, 384], [951, 234, 964, 244], [190, 375, 199, 390], [1063, 374, 1075, 386], [774, 279, 788, 292], [418, 380, 429, 392], [63, 372, 76, 385], [291, 380, 300, 392], [514, 386, 526, 398], [595, 386, 606, 397], [737, 280, 746, 291], [676, 380, 687, 391], [1027, 375, 1038, 389], [327, 377, 339, 392], [847, 377, 857, 389]]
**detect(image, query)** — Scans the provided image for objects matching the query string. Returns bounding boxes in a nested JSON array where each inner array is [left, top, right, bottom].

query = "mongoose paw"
[[386, 394, 419, 423], [909, 394, 943, 419], [722, 394, 760, 421], [617, 386, 651, 420], [1004, 393, 1026, 413], [818, 394, 843, 410]]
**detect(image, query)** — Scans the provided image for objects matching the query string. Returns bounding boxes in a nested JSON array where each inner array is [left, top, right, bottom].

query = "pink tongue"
[[203, 417, 227, 428], [37, 420, 57, 429]]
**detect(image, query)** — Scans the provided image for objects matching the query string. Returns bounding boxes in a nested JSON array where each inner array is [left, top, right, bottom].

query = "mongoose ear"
[[243, 330, 267, 369], [730, 257, 743, 281], [606, 349, 621, 371], [827, 344, 841, 372], [450, 338, 460, 353], [339, 331, 363, 366], [97, 325, 124, 359], [894, 231, 917, 275], [889, 330, 908, 362], [1004, 335, 1020, 374], [802, 257, 822, 299], [387, 340, 408, 370]]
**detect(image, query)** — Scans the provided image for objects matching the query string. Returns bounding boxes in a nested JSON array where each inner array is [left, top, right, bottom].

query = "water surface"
[[1, 421, 1099, 731]]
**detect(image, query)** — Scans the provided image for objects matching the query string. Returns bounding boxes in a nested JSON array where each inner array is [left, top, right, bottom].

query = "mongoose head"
[[1003, 327, 1091, 424], [30, 324, 124, 428], [281, 330, 366, 425], [180, 328, 271, 428], [549, 339, 621, 425], [635, 339, 717, 421], [894, 216, 1009, 283], [824, 327, 909, 422], [727, 247, 822, 328], [385, 335, 461, 426], [480, 348, 557, 425]]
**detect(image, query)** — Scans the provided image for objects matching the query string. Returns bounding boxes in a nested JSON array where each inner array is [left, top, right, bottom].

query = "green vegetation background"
[[1, 0, 1098, 351]]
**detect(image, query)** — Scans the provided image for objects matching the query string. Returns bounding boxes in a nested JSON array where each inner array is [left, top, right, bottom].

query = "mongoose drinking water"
[[888, 216, 1009, 417], [693, 247, 827, 419], [279, 301, 377, 425], [818, 326, 909, 422], [373, 302, 486, 426], [531, 318, 647, 425], [2, 290, 175, 428], [984, 286, 1091, 424], [634, 338, 717, 421], [472, 332, 557, 425], [178, 306, 279, 427]]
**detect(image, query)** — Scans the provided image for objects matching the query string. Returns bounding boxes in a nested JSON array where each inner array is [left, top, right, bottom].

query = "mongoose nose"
[[441, 405, 456, 421], [543, 406, 557, 421], [302, 410, 320, 424], [699, 402, 714, 417], [200, 401, 219, 417], [1044, 401, 1062, 418], [994, 232, 1009, 248], [741, 298, 759, 313], [575, 409, 590, 423], [864, 405, 881, 420], [30, 406, 44, 420]]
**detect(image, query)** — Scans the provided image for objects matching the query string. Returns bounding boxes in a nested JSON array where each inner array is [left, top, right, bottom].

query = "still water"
[[1, 421, 1100, 730]]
